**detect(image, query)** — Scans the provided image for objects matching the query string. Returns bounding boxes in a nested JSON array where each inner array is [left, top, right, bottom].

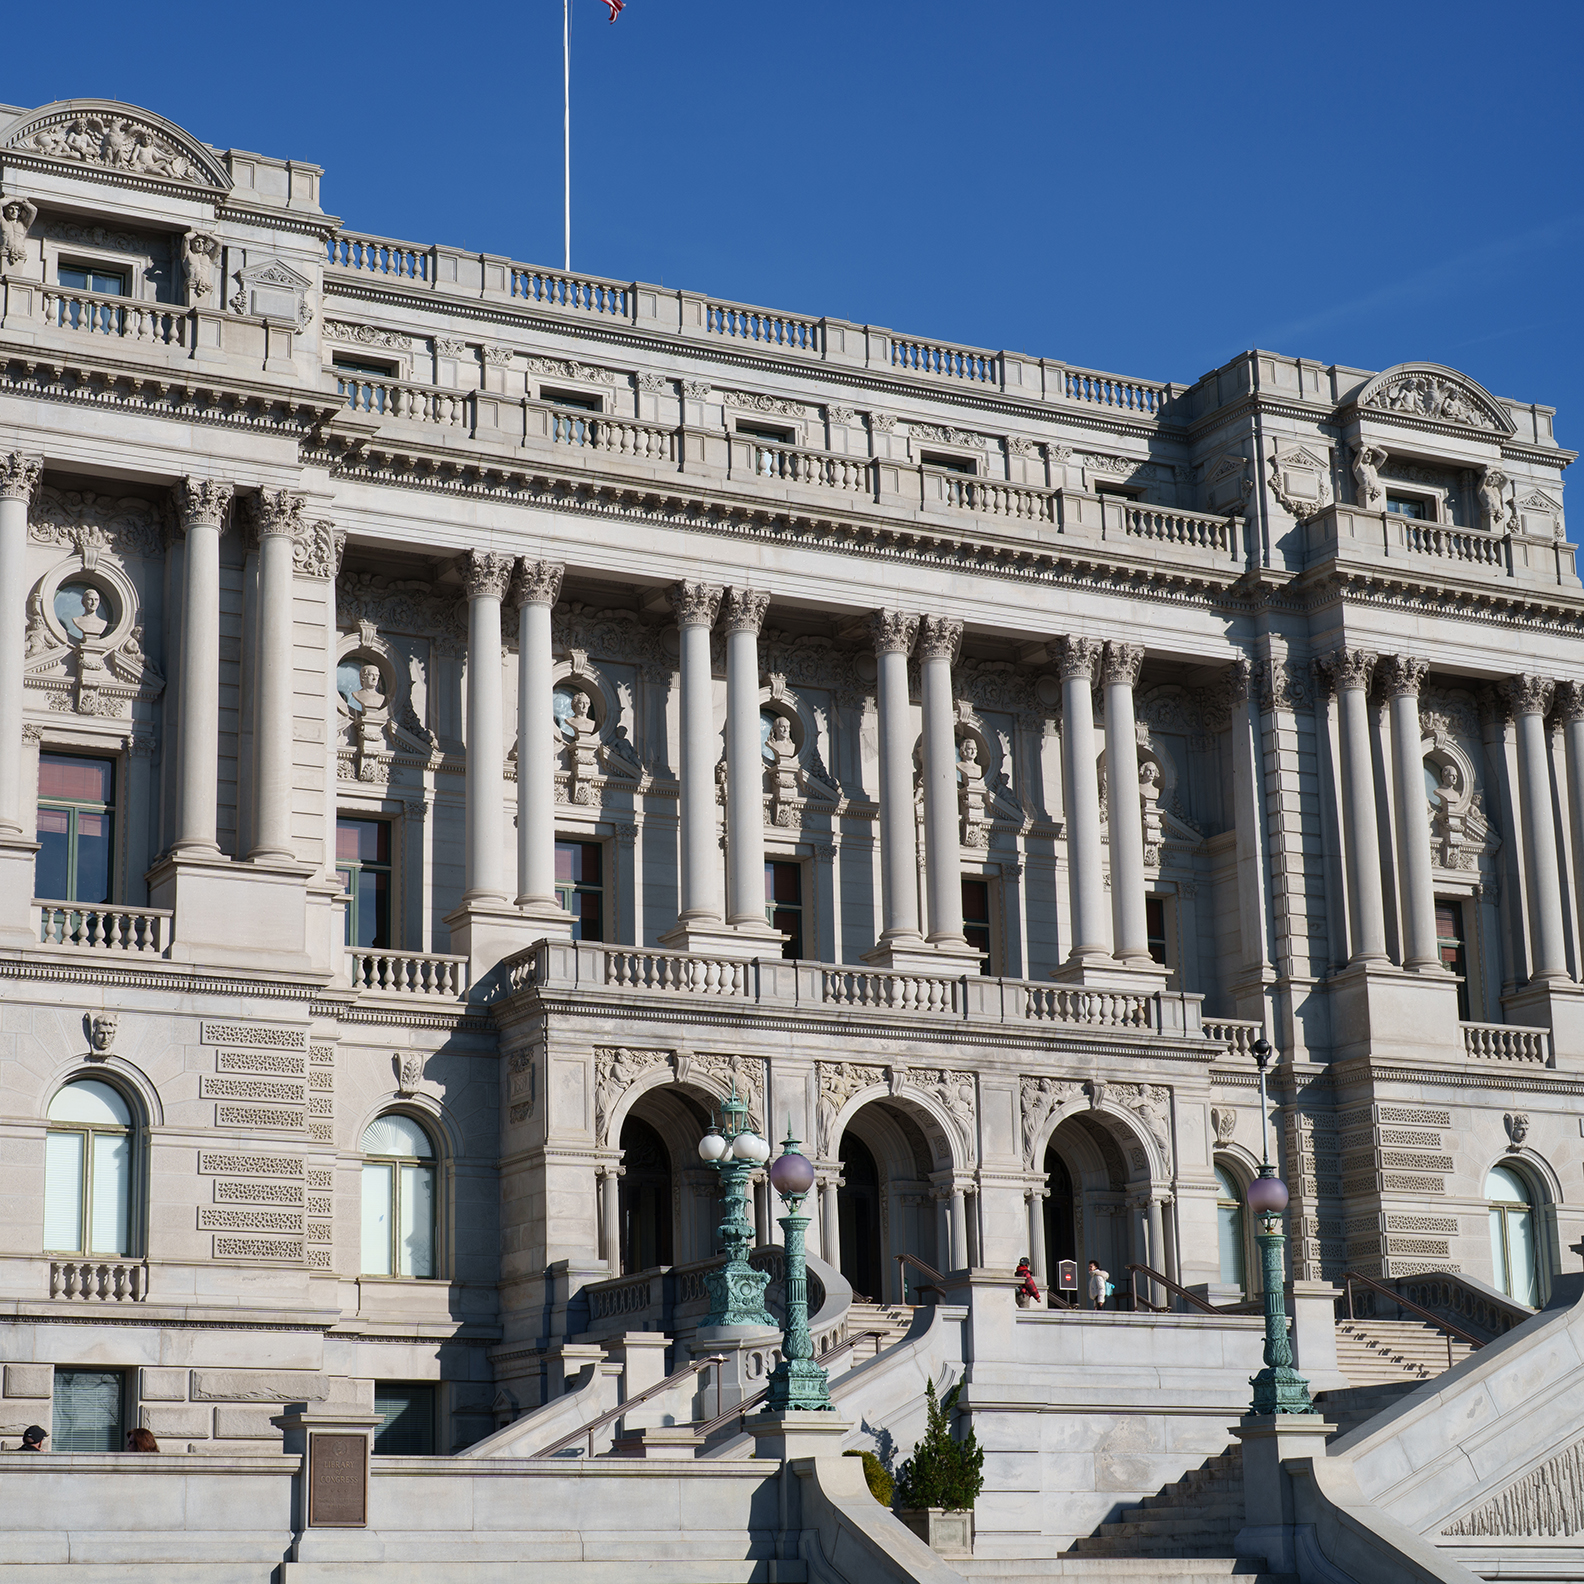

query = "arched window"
[[360, 1115, 437, 1278], [1215, 1164, 1247, 1294], [45, 1080, 134, 1256], [1487, 1164, 1542, 1307]]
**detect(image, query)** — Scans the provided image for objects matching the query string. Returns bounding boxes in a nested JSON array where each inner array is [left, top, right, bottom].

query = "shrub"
[[843, 1448, 895, 1506], [893, 1380, 984, 1512]]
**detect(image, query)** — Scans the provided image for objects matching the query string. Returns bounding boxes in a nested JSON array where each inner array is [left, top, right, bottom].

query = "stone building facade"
[[0, 96, 1577, 1458]]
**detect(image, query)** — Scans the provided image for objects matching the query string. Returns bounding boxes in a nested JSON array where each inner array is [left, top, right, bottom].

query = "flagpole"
[[563, 0, 571, 272]]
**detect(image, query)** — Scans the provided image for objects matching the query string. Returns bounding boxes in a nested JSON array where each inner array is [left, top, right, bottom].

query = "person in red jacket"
[[1015, 1257, 1042, 1308]]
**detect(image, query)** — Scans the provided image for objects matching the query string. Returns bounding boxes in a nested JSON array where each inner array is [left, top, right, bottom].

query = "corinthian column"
[[1102, 642, 1151, 965], [1378, 655, 1439, 972], [172, 478, 235, 855], [512, 559, 571, 930], [1558, 682, 1584, 974], [461, 550, 514, 904], [866, 609, 925, 961], [1506, 674, 1568, 982], [1321, 648, 1387, 964], [918, 614, 970, 954], [0, 453, 41, 838], [249, 490, 303, 862], [666, 580, 726, 935], [721, 588, 778, 942], [1057, 636, 1109, 970]]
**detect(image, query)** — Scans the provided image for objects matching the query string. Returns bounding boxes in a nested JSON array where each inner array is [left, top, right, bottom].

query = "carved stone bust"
[[89, 1012, 118, 1057], [352, 662, 387, 714], [957, 738, 983, 783], [73, 587, 109, 642]]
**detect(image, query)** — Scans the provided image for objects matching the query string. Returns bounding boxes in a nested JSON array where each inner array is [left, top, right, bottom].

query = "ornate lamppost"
[[1247, 1037, 1313, 1415], [764, 1132, 834, 1413], [696, 1084, 775, 1329]]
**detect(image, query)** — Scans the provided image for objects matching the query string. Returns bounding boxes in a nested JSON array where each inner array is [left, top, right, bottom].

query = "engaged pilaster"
[[1101, 642, 1154, 967], [512, 560, 573, 933], [721, 588, 779, 944], [1378, 656, 1440, 972], [1056, 635, 1109, 972], [0, 451, 41, 839], [248, 490, 303, 863], [918, 614, 974, 959], [461, 550, 514, 904]]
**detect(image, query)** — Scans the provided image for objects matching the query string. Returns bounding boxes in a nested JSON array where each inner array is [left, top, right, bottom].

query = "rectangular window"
[[337, 817, 392, 949], [542, 388, 602, 412], [1146, 897, 1168, 967], [43, 1131, 85, 1253], [736, 421, 794, 445], [1385, 494, 1429, 520], [373, 1383, 436, 1455], [36, 753, 115, 904], [58, 264, 127, 296], [962, 878, 993, 974], [1437, 899, 1471, 1020], [555, 840, 604, 942], [765, 860, 804, 961], [920, 451, 976, 475], [332, 352, 397, 378], [52, 1368, 125, 1452]]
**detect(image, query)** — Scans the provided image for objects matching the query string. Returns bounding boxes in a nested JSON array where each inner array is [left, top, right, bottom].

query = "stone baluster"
[[1321, 649, 1388, 964], [248, 491, 303, 862], [172, 478, 235, 855], [918, 614, 969, 952], [1379, 655, 1440, 971], [1057, 636, 1109, 969], [461, 550, 514, 904], [721, 588, 775, 940], [870, 610, 924, 956], [667, 581, 725, 934], [512, 560, 571, 928], [1505, 674, 1568, 981], [1102, 642, 1151, 964], [0, 453, 41, 839]]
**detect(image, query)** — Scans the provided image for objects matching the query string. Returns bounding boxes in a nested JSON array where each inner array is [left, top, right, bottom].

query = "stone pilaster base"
[[0, 834, 41, 946], [147, 851, 316, 971]]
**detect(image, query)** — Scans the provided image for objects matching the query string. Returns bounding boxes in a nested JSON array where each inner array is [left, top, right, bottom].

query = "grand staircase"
[[844, 1299, 916, 1357], [1334, 1315, 1475, 1384]]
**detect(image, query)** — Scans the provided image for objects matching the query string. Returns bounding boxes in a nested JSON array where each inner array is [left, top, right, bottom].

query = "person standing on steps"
[[1015, 1256, 1042, 1308], [1087, 1259, 1110, 1311]]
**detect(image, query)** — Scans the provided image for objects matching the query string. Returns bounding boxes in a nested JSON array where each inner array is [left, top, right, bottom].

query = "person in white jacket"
[[1087, 1260, 1109, 1310]]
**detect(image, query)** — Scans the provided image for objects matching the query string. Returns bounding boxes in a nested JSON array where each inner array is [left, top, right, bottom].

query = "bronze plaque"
[[307, 1432, 367, 1527]]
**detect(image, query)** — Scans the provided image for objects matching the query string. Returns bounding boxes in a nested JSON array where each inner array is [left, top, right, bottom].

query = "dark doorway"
[[618, 1115, 674, 1273], [837, 1132, 884, 1301], [1043, 1146, 1077, 1278]]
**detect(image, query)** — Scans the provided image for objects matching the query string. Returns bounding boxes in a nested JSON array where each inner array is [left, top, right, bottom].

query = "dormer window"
[[58, 263, 126, 297], [921, 451, 976, 476]]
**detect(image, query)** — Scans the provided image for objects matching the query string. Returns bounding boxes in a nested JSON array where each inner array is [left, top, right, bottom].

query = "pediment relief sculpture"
[[1356, 363, 1513, 434], [3, 101, 233, 190]]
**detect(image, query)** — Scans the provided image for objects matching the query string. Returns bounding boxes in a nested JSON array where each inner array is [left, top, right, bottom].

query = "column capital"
[[917, 614, 963, 664], [250, 488, 305, 541], [1101, 641, 1144, 688], [1555, 680, 1584, 723], [1055, 635, 1102, 683], [174, 476, 234, 530], [869, 608, 919, 655], [1318, 647, 1376, 693], [462, 548, 514, 601], [512, 559, 565, 609], [1227, 655, 1252, 706], [0, 451, 42, 501], [1377, 654, 1429, 699], [669, 580, 723, 628], [293, 520, 344, 580], [1504, 673, 1555, 718], [721, 587, 770, 635]]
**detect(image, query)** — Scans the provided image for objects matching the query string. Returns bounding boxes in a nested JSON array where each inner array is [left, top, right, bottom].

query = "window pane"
[[373, 1384, 436, 1455], [400, 1163, 436, 1278], [53, 1369, 123, 1452], [337, 818, 387, 865], [1490, 1204, 1508, 1295], [39, 754, 113, 804], [89, 1131, 131, 1255], [1486, 1166, 1528, 1204], [772, 907, 803, 961], [361, 1161, 393, 1276], [961, 879, 990, 924], [555, 840, 578, 882], [89, 271, 125, 296], [34, 810, 70, 900], [1507, 1207, 1538, 1308], [355, 868, 388, 949], [44, 1131, 85, 1252], [1218, 1201, 1245, 1288], [75, 811, 113, 905], [361, 1114, 433, 1158], [48, 1081, 132, 1126], [58, 265, 90, 290], [575, 889, 603, 943]]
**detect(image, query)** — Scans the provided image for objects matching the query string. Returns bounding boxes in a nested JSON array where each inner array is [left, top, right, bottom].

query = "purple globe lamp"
[[1246, 1036, 1312, 1415], [764, 1128, 833, 1413], [697, 1084, 776, 1329]]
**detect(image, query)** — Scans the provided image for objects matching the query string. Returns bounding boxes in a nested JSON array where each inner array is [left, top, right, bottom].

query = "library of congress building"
[[0, 96, 1576, 1483]]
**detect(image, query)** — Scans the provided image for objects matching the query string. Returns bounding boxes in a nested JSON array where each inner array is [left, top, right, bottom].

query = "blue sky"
[[4, 1, 1580, 426]]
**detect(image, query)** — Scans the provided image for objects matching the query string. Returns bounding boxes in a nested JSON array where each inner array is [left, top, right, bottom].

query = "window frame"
[[919, 450, 978, 476], [1486, 1163, 1548, 1307], [52, 1366, 129, 1453], [359, 1113, 442, 1282], [372, 1381, 438, 1456], [1214, 1158, 1257, 1297], [1435, 897, 1472, 1021], [337, 815, 394, 950], [56, 259, 130, 297], [331, 351, 399, 379], [44, 1079, 139, 1259], [1384, 490, 1437, 522], [961, 874, 995, 975], [554, 837, 606, 942], [765, 858, 806, 961], [540, 386, 604, 414], [35, 751, 118, 906]]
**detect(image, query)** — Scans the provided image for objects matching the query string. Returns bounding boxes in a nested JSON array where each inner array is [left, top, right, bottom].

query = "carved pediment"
[[231, 257, 313, 327], [2, 100, 232, 191], [1356, 363, 1514, 435]]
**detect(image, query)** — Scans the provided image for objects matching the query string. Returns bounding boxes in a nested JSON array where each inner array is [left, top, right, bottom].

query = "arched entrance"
[[837, 1135, 884, 1300], [617, 1114, 673, 1273], [1042, 1148, 1077, 1275], [608, 1082, 724, 1274]]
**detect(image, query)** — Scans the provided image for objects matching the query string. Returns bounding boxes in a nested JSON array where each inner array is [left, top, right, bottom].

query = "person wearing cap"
[[1014, 1256, 1042, 1308], [18, 1425, 46, 1451]]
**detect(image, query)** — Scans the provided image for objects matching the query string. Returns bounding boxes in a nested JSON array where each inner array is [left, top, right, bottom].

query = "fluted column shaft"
[[1559, 684, 1584, 976], [0, 455, 41, 837], [1026, 1189, 1047, 1284], [872, 610, 923, 945], [599, 1167, 621, 1269], [249, 492, 302, 862], [173, 479, 234, 854], [1507, 675, 1567, 981], [820, 1179, 841, 1266], [723, 589, 772, 931], [1380, 656, 1439, 971], [670, 582, 725, 925], [1058, 637, 1108, 964], [514, 561, 565, 911], [1103, 643, 1150, 963], [1326, 650, 1387, 963], [919, 614, 966, 948], [949, 1186, 969, 1271], [462, 551, 513, 904]]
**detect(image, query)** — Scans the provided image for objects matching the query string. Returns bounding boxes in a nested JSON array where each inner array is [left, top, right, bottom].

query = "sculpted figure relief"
[[0, 197, 37, 266], [180, 231, 219, 305], [1351, 443, 1387, 508], [1478, 468, 1511, 532]]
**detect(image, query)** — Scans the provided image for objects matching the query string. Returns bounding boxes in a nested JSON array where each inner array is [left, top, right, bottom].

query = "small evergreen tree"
[[893, 1380, 985, 1512], [843, 1448, 895, 1506]]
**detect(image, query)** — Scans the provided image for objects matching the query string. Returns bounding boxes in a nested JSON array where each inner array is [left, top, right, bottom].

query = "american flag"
[[602, 0, 624, 18]]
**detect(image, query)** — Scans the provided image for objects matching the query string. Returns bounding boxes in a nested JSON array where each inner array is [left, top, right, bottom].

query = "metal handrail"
[[895, 1251, 947, 1302], [1342, 1269, 1484, 1368], [692, 1328, 890, 1439], [534, 1352, 726, 1458], [1125, 1263, 1221, 1316]]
